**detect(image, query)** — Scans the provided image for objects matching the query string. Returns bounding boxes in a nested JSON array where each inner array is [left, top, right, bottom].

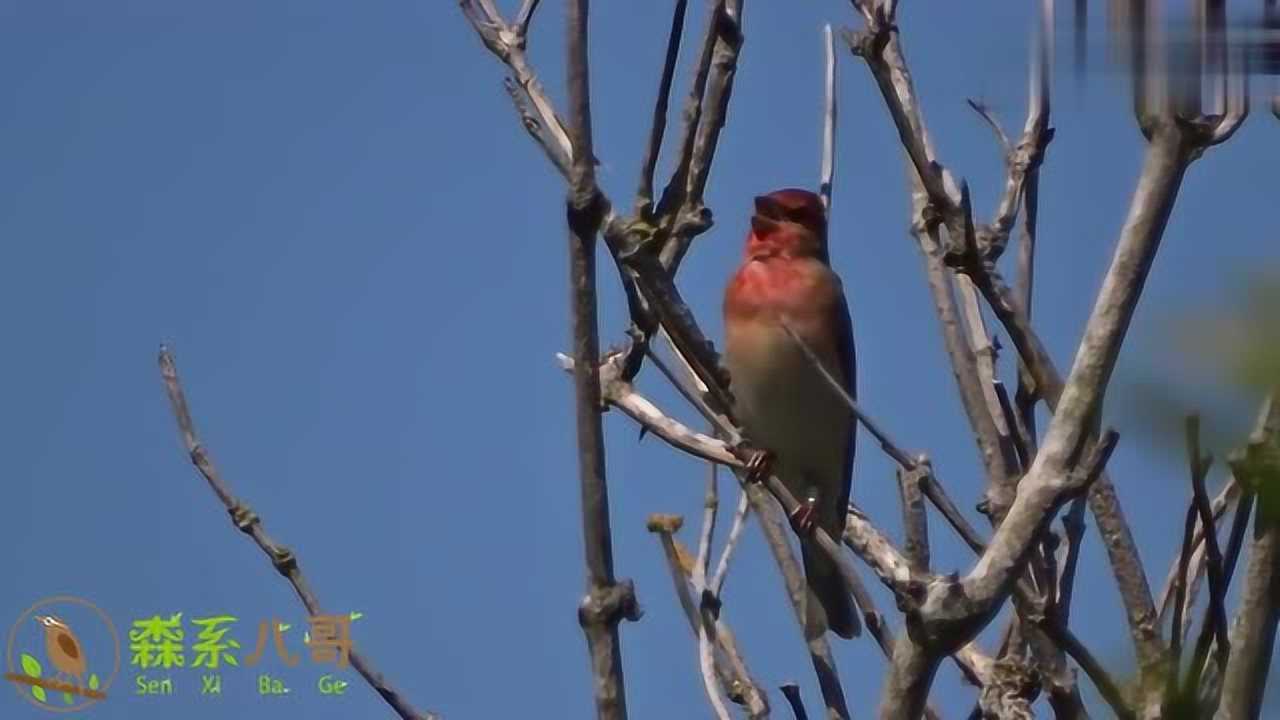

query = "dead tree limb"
[[158, 347, 438, 720]]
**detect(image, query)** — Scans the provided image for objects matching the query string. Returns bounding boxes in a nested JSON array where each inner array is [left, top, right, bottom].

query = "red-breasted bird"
[[723, 188, 859, 639]]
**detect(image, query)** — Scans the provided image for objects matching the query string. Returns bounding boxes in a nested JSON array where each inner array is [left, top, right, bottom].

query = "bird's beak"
[[750, 214, 780, 237], [753, 194, 785, 220]]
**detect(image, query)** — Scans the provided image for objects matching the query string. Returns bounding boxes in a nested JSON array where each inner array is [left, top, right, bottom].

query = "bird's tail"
[[801, 537, 861, 640]]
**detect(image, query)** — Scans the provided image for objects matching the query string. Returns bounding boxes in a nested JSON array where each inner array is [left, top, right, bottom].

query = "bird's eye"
[[788, 207, 819, 227]]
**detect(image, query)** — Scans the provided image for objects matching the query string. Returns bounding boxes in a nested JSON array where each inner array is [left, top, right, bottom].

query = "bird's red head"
[[745, 188, 828, 263]]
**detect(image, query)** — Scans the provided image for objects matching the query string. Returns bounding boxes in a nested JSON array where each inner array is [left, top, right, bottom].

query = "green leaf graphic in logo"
[[89, 673, 100, 690], [20, 653, 48, 703], [20, 652, 42, 678], [63, 692, 74, 704]]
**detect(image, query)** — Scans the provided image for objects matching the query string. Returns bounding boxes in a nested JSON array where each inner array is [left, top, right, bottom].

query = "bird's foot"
[[789, 497, 818, 536], [743, 449, 775, 485]]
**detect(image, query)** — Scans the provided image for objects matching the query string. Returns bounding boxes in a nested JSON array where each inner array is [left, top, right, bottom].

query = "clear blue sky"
[[2, 1, 1277, 718]]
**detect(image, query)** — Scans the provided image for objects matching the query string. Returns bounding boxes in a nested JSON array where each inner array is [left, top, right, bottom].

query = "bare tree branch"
[[567, 345, 884, 705], [913, 188, 1020, 517], [955, 275, 1022, 522], [851, 4, 1245, 714], [1190, 486, 1258, 715], [564, 2, 640, 716], [656, 0, 746, 271], [158, 347, 438, 720], [1184, 416, 1231, 679], [898, 464, 930, 571], [646, 515, 769, 718], [463, 3, 1270, 717], [1156, 481, 1238, 637], [460, 0, 572, 176], [842, 11, 1248, 714], [751, 487, 852, 720], [1216, 391, 1280, 720]]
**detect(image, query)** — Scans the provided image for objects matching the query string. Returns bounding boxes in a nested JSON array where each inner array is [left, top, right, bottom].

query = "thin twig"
[[1056, 497, 1087, 622], [1185, 488, 1257, 712], [819, 23, 837, 216], [777, 318, 917, 470], [635, 0, 690, 215], [780, 683, 809, 720], [692, 463, 731, 720], [647, 516, 769, 718], [1156, 480, 1238, 634], [1184, 415, 1230, 679], [710, 490, 751, 596], [514, 0, 541, 37], [1169, 500, 1199, 700], [158, 347, 438, 720], [966, 98, 1012, 156], [1182, 486, 1254, 707]]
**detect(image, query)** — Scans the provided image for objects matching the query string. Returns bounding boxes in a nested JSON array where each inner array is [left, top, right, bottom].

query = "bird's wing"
[[57, 633, 79, 660], [831, 272, 856, 519]]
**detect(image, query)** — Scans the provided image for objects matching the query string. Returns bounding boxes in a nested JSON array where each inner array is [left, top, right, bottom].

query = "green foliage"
[[1235, 426, 1280, 526], [1116, 271, 1280, 467], [88, 673, 99, 690], [31, 685, 46, 703]]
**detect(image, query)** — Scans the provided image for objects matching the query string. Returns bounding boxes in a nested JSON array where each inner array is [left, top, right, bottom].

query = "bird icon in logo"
[[34, 616, 86, 690]]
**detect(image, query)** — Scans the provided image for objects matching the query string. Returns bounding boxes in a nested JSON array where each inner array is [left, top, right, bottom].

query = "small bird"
[[723, 188, 859, 639], [36, 615, 87, 688]]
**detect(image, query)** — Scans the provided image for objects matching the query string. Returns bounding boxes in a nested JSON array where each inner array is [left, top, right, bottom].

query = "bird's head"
[[35, 615, 69, 631], [744, 188, 828, 263]]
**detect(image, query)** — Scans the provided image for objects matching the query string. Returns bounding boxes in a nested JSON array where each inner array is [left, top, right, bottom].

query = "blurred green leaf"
[[1115, 271, 1280, 464], [1176, 272, 1280, 394], [88, 673, 99, 690], [31, 685, 47, 703], [63, 691, 73, 704], [1236, 430, 1280, 526], [20, 653, 42, 678]]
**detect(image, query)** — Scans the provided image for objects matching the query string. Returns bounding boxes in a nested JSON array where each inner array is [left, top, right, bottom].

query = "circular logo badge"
[[5, 596, 121, 713]]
